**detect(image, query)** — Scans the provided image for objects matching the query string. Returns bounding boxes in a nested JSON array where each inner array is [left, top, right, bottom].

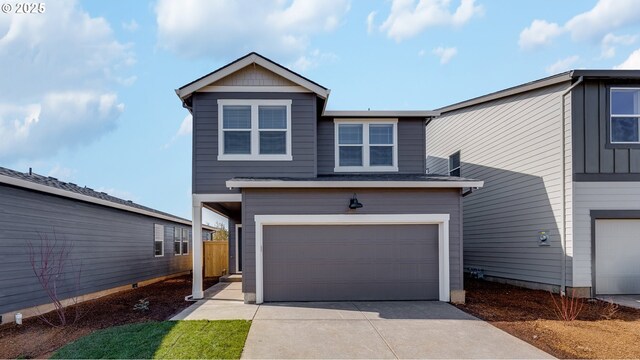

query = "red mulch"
[[456, 277, 640, 359], [0, 275, 219, 359]]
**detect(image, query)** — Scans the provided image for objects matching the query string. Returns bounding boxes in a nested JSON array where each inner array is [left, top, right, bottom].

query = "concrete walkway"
[[598, 295, 640, 309], [173, 284, 552, 359], [171, 282, 258, 320]]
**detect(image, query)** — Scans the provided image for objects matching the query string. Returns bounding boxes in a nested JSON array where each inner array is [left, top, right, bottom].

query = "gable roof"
[[0, 166, 195, 226], [176, 52, 330, 102], [437, 69, 640, 114]]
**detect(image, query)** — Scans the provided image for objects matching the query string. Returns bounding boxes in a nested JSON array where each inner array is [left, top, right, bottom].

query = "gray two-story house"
[[177, 53, 482, 304], [426, 70, 640, 298]]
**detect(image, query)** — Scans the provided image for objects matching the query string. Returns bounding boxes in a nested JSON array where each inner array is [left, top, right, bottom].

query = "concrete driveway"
[[173, 283, 552, 359], [242, 301, 552, 359]]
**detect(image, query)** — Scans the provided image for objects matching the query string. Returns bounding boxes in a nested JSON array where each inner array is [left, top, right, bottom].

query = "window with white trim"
[[182, 228, 189, 255], [174, 227, 182, 255], [218, 99, 292, 160], [611, 88, 640, 144], [334, 119, 398, 172], [154, 224, 164, 257], [449, 151, 461, 177]]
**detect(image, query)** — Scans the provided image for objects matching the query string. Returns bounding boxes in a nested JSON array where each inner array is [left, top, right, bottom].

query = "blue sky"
[[1, 0, 639, 225]]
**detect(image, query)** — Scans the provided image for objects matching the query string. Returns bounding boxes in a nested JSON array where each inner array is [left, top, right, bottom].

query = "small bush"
[[133, 298, 150, 312], [550, 289, 584, 321], [601, 300, 619, 320]]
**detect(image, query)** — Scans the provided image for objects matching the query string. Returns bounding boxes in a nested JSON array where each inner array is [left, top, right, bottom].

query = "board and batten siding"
[[572, 182, 640, 287], [572, 79, 640, 178], [241, 188, 463, 296], [192, 92, 317, 194], [426, 81, 575, 286], [317, 117, 427, 174], [0, 184, 192, 314]]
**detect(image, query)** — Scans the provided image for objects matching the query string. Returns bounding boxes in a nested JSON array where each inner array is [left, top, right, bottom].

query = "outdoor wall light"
[[349, 193, 363, 209]]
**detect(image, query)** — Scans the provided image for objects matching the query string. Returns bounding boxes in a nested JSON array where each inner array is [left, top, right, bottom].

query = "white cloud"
[[519, 0, 640, 50], [155, 0, 350, 60], [0, 92, 124, 160], [615, 48, 640, 69], [290, 49, 338, 71], [601, 33, 637, 59], [122, 19, 139, 32], [565, 0, 640, 42], [518, 20, 564, 50], [0, 0, 132, 161], [164, 114, 192, 148], [379, 0, 483, 41], [47, 165, 77, 181], [367, 11, 377, 34], [418, 49, 427, 57], [432, 46, 457, 64], [545, 55, 580, 74]]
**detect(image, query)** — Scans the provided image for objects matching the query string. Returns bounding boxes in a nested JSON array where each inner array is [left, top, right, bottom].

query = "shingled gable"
[[175, 52, 330, 104]]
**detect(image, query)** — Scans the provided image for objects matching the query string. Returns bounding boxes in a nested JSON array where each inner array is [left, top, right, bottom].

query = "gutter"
[[560, 74, 583, 295]]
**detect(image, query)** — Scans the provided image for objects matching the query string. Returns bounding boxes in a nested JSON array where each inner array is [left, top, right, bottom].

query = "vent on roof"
[[100, 192, 108, 195], [48, 177, 58, 180]]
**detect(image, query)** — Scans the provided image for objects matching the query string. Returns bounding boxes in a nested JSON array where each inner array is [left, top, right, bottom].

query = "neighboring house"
[[177, 53, 483, 304], [426, 70, 640, 297], [0, 166, 214, 323]]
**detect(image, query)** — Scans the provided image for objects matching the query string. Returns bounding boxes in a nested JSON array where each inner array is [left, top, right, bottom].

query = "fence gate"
[[203, 241, 228, 277]]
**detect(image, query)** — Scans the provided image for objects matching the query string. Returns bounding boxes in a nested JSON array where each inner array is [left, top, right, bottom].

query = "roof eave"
[[226, 179, 484, 189]]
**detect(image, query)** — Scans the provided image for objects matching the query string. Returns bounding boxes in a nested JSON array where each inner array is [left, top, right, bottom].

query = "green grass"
[[51, 320, 251, 359]]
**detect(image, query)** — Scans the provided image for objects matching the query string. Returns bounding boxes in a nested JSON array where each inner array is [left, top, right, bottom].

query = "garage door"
[[595, 219, 640, 294], [263, 224, 439, 301]]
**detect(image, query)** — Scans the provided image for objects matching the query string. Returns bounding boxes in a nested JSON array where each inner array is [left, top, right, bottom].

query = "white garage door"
[[595, 219, 640, 295]]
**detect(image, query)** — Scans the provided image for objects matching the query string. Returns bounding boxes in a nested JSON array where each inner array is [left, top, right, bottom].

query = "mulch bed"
[[456, 277, 640, 359], [0, 275, 219, 359]]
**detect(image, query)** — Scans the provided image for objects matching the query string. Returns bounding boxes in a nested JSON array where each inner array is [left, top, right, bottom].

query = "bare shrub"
[[27, 230, 82, 327], [601, 300, 620, 320], [550, 289, 585, 321]]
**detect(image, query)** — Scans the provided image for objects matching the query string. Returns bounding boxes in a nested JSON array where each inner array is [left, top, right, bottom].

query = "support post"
[[192, 200, 204, 299]]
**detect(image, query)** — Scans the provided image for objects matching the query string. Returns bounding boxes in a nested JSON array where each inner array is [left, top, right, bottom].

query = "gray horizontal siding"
[[317, 117, 426, 174], [0, 184, 192, 314], [572, 79, 640, 177], [426, 82, 571, 287], [241, 188, 463, 295], [193, 92, 317, 194]]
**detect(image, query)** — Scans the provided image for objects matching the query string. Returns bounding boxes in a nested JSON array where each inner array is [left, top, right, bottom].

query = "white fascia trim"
[[201, 85, 310, 93], [325, 111, 439, 117], [254, 214, 451, 304], [218, 99, 293, 162], [235, 224, 242, 274], [0, 174, 191, 226], [226, 180, 484, 189], [192, 193, 243, 204], [177, 54, 329, 99]]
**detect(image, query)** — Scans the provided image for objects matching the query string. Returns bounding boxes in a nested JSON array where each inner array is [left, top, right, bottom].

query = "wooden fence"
[[203, 241, 228, 277]]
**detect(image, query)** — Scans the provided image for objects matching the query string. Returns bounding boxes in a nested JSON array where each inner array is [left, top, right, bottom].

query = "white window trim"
[[235, 224, 242, 274], [218, 99, 293, 161], [183, 228, 190, 255], [334, 119, 398, 172], [448, 151, 461, 176], [254, 214, 450, 304], [610, 87, 640, 144], [174, 227, 183, 256], [154, 224, 164, 257]]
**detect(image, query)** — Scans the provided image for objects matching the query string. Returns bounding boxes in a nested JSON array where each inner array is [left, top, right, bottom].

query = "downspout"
[[560, 75, 583, 295]]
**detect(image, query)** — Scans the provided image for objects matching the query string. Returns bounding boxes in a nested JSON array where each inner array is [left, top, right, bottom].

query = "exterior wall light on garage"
[[349, 194, 363, 209]]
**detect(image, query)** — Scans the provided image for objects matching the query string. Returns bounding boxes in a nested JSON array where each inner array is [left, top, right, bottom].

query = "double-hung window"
[[334, 119, 398, 172], [174, 227, 182, 255], [154, 224, 164, 257], [610, 88, 640, 144], [218, 99, 292, 160], [182, 228, 189, 255]]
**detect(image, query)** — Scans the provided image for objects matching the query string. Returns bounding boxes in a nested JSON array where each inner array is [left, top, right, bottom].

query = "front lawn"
[[456, 277, 640, 359], [51, 320, 251, 359]]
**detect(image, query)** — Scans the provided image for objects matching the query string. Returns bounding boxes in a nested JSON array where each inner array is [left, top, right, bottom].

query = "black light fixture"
[[349, 193, 363, 209]]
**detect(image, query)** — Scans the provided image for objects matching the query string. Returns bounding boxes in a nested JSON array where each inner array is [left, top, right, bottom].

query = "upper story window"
[[611, 88, 640, 144], [449, 151, 461, 177], [218, 99, 292, 161], [334, 119, 398, 172]]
